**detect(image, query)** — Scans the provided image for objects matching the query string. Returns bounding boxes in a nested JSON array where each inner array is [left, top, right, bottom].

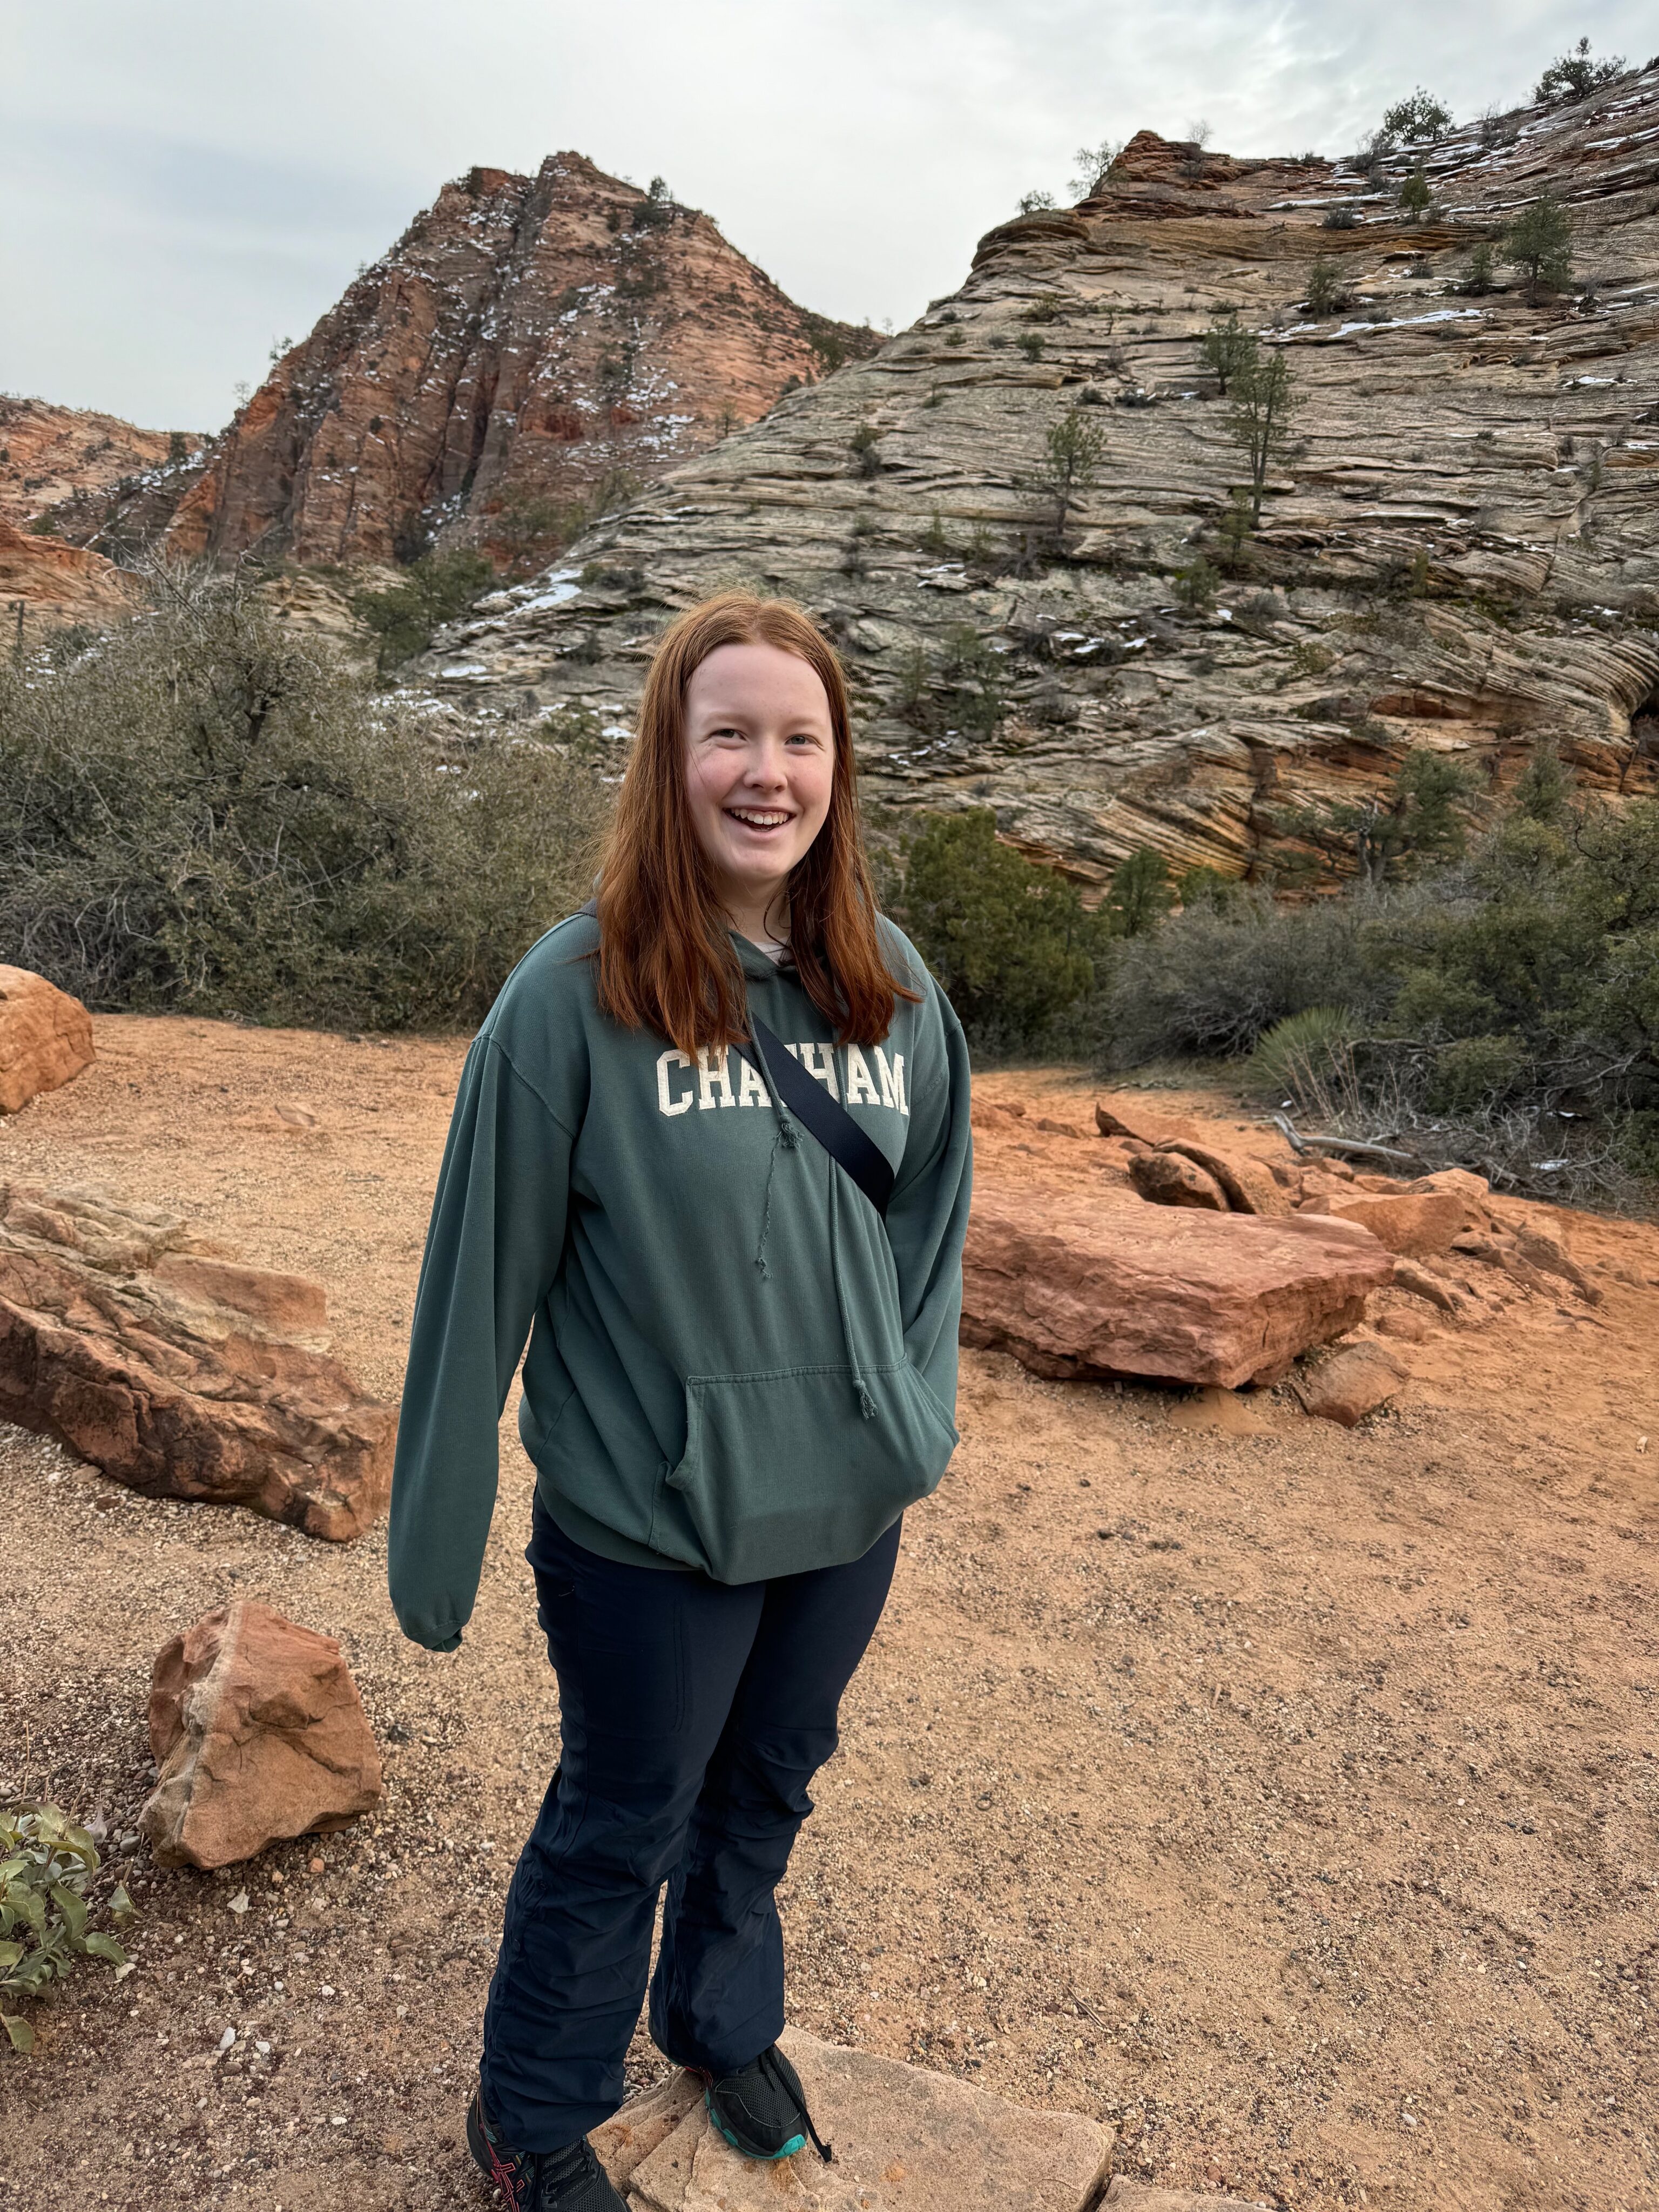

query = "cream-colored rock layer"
[[423, 74, 1659, 879]]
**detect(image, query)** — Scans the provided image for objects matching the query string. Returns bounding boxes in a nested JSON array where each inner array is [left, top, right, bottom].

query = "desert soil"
[[1, 1015, 1656, 2212]]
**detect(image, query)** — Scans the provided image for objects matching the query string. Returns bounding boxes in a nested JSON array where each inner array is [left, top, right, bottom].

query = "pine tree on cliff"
[[1227, 350, 1297, 525]]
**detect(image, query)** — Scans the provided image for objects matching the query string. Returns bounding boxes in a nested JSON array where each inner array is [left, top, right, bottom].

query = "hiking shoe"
[[466, 2088, 627, 2211], [704, 2044, 832, 2163]]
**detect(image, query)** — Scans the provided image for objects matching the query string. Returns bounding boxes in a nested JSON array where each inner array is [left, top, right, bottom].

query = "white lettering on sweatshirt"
[[656, 1044, 907, 1119], [657, 1049, 694, 1116]]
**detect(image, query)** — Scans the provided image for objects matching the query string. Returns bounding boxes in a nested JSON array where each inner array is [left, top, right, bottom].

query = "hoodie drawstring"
[[829, 1163, 878, 1421], [752, 1112, 801, 1281]]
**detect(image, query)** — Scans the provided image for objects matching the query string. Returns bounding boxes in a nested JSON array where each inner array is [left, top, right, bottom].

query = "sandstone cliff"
[[0, 397, 203, 541], [0, 515, 139, 646], [164, 154, 875, 572], [420, 73, 1659, 883]]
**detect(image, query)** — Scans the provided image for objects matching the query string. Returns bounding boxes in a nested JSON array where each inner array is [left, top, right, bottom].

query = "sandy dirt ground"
[[1, 1015, 1656, 2212]]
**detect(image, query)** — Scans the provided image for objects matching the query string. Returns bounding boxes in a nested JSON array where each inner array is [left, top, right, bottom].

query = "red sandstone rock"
[[1374, 1307, 1429, 1341], [165, 154, 874, 570], [1298, 1342, 1405, 1427], [1129, 1151, 1228, 1209], [0, 967, 95, 1113], [962, 1191, 1394, 1388], [0, 516, 138, 641], [1311, 1189, 1468, 1257], [139, 1602, 382, 1869], [1391, 1258, 1464, 1314], [1158, 1141, 1289, 1217], [0, 395, 196, 537], [0, 1183, 392, 1539]]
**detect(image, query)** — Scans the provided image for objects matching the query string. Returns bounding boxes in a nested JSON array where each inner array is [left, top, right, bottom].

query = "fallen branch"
[[1272, 1113, 1425, 1168]]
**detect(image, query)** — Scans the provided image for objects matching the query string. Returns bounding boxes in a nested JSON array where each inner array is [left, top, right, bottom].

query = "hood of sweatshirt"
[[388, 911, 973, 1648]]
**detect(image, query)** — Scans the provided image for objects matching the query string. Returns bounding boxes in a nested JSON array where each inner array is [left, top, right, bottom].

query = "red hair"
[[593, 592, 915, 1055]]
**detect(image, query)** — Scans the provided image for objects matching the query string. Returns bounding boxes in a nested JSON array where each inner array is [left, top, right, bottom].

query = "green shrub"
[[352, 549, 495, 674], [0, 569, 610, 1031], [1172, 558, 1218, 610], [888, 810, 1111, 1055], [2, 1803, 134, 2054], [1504, 193, 1573, 300], [1304, 258, 1352, 316], [919, 511, 951, 557], [1463, 240, 1497, 293], [849, 424, 883, 476], [1273, 746, 1479, 888], [1244, 1005, 1356, 1107], [1033, 406, 1109, 546], [1399, 170, 1432, 218], [1424, 1033, 1527, 1113], [1534, 38, 1623, 105], [1381, 89, 1453, 143], [1104, 887, 1385, 1063], [895, 625, 1008, 739], [1105, 846, 1175, 936], [1199, 311, 1255, 396], [1321, 206, 1361, 231]]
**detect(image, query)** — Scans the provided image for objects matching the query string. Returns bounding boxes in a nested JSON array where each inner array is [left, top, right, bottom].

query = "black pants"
[[478, 1496, 901, 2152]]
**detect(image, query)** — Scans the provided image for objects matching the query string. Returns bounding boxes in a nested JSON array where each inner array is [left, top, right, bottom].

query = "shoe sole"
[[705, 2089, 805, 2161]]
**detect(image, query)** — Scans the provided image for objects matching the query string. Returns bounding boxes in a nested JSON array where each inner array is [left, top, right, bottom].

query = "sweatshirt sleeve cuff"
[[399, 1620, 463, 1652]]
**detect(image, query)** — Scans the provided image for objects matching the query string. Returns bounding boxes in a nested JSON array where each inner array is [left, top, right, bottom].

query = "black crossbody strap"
[[736, 1019, 895, 1219], [576, 905, 894, 1219]]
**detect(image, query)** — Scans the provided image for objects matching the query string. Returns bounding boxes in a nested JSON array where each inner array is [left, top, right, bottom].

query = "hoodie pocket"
[[664, 1358, 958, 1584]]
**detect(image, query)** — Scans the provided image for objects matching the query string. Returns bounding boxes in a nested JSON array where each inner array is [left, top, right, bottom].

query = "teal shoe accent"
[[705, 2087, 805, 2161]]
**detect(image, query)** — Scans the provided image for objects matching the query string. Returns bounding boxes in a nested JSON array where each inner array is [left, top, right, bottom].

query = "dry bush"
[[0, 566, 610, 1031]]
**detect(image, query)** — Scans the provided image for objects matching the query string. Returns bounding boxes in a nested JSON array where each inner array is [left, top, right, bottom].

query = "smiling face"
[[683, 640, 837, 939]]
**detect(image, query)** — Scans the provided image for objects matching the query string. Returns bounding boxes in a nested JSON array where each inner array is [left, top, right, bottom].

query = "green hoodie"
[[388, 913, 973, 1650]]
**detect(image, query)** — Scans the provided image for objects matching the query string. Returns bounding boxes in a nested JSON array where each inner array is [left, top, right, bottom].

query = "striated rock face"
[[0, 395, 201, 538], [0, 515, 140, 643], [165, 153, 875, 571], [0, 1184, 394, 1539], [423, 73, 1659, 880], [0, 967, 95, 1114], [139, 1602, 382, 1869]]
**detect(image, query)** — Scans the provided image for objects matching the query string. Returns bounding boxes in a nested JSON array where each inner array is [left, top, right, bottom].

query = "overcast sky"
[[3, 1, 1649, 431]]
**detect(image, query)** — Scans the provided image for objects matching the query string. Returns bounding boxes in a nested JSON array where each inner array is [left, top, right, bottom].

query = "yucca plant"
[[1244, 1006, 1357, 1116], [1, 1803, 135, 2054]]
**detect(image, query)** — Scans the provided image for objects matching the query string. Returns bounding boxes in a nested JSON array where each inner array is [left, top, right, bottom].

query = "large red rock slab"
[[0, 967, 95, 1113], [0, 1182, 393, 1539], [139, 1602, 382, 1869], [963, 1190, 1394, 1388], [605, 2029, 1111, 2212]]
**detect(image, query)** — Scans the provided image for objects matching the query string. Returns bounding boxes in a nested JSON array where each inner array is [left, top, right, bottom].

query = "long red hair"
[[594, 592, 915, 1055]]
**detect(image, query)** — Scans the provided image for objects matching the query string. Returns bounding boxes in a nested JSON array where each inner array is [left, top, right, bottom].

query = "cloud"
[[3, 0, 1651, 427]]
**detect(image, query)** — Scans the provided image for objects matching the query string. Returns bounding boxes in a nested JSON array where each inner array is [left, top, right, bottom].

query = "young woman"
[[388, 593, 973, 2212]]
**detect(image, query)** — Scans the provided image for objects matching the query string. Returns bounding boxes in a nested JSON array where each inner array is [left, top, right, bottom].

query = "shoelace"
[[760, 2047, 833, 2164], [538, 2137, 603, 2198]]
